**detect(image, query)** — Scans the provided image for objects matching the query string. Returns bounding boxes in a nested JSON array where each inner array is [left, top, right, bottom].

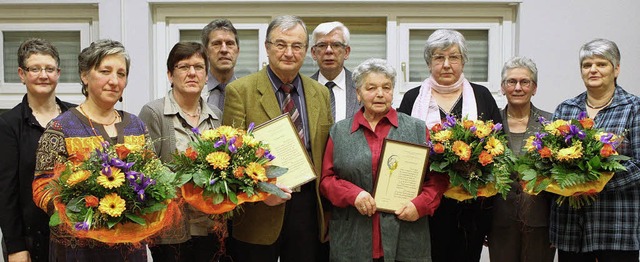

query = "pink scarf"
[[410, 74, 478, 128]]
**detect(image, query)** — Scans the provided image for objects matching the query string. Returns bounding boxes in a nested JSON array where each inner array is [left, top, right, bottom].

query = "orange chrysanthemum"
[[84, 195, 99, 207], [433, 143, 445, 154], [538, 147, 552, 158], [579, 118, 595, 129], [206, 152, 231, 170], [478, 151, 494, 166], [115, 144, 131, 159], [67, 170, 91, 186], [234, 166, 245, 179], [463, 120, 475, 129], [185, 147, 198, 161], [600, 143, 617, 158], [452, 141, 471, 162]]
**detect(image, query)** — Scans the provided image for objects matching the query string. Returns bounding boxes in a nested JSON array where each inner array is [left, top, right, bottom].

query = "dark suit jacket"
[[222, 67, 333, 245], [311, 68, 359, 120]]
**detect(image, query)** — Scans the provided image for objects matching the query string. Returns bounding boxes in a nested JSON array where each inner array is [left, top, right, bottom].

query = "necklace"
[[507, 112, 529, 122], [181, 106, 201, 118], [586, 95, 614, 109], [78, 104, 120, 137]]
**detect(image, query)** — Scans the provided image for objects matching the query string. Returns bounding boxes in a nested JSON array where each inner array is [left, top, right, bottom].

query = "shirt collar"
[[267, 66, 302, 93], [20, 94, 71, 121], [317, 68, 346, 91], [350, 107, 399, 133], [206, 72, 237, 92], [164, 89, 220, 120]]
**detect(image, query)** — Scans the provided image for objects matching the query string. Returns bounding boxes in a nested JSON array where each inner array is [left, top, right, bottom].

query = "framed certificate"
[[373, 138, 430, 213], [252, 114, 317, 189]]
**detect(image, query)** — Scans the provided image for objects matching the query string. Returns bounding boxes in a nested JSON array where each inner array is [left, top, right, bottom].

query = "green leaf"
[[192, 169, 210, 187], [66, 197, 83, 213], [212, 193, 224, 205], [228, 190, 238, 204], [266, 166, 288, 179], [589, 155, 602, 170], [141, 202, 167, 214], [174, 171, 193, 187], [521, 170, 538, 181], [535, 179, 552, 192], [258, 182, 288, 199], [49, 211, 61, 227], [125, 213, 146, 225], [107, 216, 122, 229]]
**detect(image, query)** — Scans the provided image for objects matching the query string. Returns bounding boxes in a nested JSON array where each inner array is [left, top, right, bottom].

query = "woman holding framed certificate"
[[319, 58, 448, 261]]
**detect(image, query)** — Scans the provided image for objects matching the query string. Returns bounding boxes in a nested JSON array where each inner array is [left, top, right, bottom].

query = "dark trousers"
[[150, 234, 228, 262], [429, 197, 493, 262], [488, 222, 555, 262], [50, 241, 147, 262], [229, 183, 326, 262], [558, 249, 639, 262]]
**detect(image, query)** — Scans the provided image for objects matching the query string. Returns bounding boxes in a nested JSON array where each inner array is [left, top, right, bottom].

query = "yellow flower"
[[96, 168, 125, 189], [206, 152, 231, 170], [474, 122, 492, 139], [201, 129, 218, 140], [216, 126, 239, 139], [545, 119, 568, 136], [242, 134, 259, 147], [484, 136, 505, 156], [432, 130, 452, 142], [556, 141, 583, 161], [245, 162, 268, 182], [66, 170, 91, 186], [524, 136, 536, 152], [452, 141, 471, 161], [98, 193, 126, 217]]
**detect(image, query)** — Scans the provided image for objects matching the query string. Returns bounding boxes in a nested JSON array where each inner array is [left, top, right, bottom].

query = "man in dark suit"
[[310, 21, 359, 122], [222, 15, 333, 262], [202, 18, 239, 113]]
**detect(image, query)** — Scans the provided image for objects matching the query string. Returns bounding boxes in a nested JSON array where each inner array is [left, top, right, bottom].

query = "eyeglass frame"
[[22, 66, 60, 75], [174, 64, 207, 73], [502, 78, 536, 88], [431, 54, 463, 65], [266, 40, 307, 53], [313, 42, 347, 51]]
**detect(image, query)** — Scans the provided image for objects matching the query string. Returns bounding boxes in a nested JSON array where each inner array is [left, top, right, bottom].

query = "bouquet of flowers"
[[172, 123, 287, 218], [49, 141, 180, 245], [517, 112, 629, 208], [429, 115, 514, 201]]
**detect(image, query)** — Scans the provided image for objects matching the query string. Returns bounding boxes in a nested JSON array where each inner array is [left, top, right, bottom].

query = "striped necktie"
[[280, 83, 304, 141], [325, 81, 336, 119]]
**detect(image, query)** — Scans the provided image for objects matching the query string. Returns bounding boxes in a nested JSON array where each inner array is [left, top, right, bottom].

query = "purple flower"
[[538, 116, 550, 125], [564, 124, 586, 144], [444, 115, 457, 128], [101, 166, 112, 177], [493, 123, 503, 132], [125, 170, 140, 181], [101, 141, 110, 149], [470, 126, 477, 133], [264, 150, 275, 161], [214, 136, 227, 148], [136, 189, 146, 202], [74, 222, 89, 231], [209, 177, 218, 186], [578, 111, 587, 121], [228, 137, 237, 153], [191, 127, 201, 135], [109, 158, 126, 169], [247, 122, 255, 133]]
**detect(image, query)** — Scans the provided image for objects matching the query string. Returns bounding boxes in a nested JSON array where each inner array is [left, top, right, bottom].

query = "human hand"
[[354, 191, 376, 216], [8, 251, 31, 262], [263, 184, 292, 206], [395, 202, 419, 221]]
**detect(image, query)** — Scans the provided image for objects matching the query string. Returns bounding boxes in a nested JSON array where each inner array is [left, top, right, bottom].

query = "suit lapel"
[[302, 76, 320, 141], [257, 68, 282, 119], [345, 69, 359, 117]]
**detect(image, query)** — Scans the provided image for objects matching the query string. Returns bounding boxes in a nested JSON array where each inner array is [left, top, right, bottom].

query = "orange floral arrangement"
[[172, 123, 287, 217], [49, 141, 179, 245], [429, 115, 514, 201], [517, 112, 630, 208]]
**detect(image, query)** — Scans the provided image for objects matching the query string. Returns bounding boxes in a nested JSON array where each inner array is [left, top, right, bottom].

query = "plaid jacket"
[[550, 86, 640, 252]]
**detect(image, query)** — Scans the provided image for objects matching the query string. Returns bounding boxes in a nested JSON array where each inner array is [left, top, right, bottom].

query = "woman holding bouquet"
[[397, 29, 501, 262], [139, 42, 222, 262], [32, 39, 148, 261], [0, 38, 75, 262], [487, 56, 554, 262], [550, 39, 640, 262], [320, 58, 448, 261]]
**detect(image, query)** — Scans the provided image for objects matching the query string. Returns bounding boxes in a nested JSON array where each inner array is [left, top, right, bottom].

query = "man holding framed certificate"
[[319, 58, 448, 261], [222, 15, 333, 262]]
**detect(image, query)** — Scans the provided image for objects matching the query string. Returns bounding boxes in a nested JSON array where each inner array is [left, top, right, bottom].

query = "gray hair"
[[17, 38, 60, 69], [201, 18, 239, 47], [266, 15, 308, 47], [352, 58, 396, 89], [311, 21, 350, 45], [423, 29, 469, 66], [501, 56, 538, 83], [579, 38, 620, 68], [78, 39, 130, 97]]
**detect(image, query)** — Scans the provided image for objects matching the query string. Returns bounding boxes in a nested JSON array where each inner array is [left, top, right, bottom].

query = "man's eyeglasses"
[[266, 41, 306, 53], [23, 66, 59, 75], [503, 79, 534, 88], [313, 42, 346, 51], [431, 54, 463, 65], [174, 64, 206, 73]]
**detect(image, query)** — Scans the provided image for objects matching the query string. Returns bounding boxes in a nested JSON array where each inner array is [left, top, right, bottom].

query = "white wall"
[[518, 0, 640, 113]]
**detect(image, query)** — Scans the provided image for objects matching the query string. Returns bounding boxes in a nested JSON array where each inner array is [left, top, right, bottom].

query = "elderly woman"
[[32, 39, 148, 261], [551, 39, 640, 262], [139, 42, 222, 262], [487, 57, 554, 262], [398, 29, 501, 262], [320, 58, 447, 261], [0, 38, 74, 262]]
